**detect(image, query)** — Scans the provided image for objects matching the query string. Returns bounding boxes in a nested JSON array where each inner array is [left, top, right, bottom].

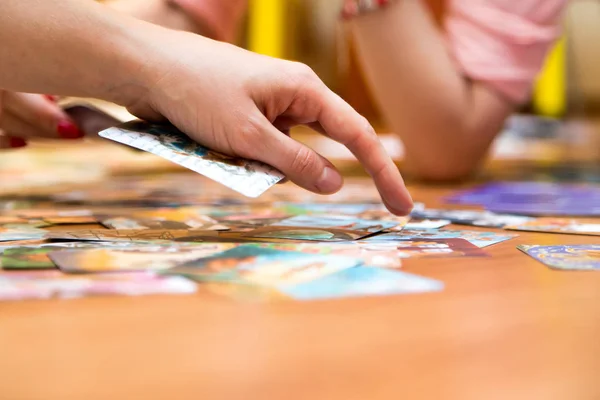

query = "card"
[[244, 242, 404, 269], [353, 238, 488, 258], [278, 266, 443, 300], [42, 216, 98, 225], [273, 214, 400, 233], [101, 216, 228, 231], [99, 121, 284, 197], [506, 219, 600, 236], [0, 271, 197, 301], [404, 219, 451, 230], [45, 229, 221, 243], [365, 229, 517, 248], [239, 226, 370, 242], [0, 227, 46, 242], [410, 208, 532, 228], [518, 244, 600, 271], [166, 245, 359, 286], [49, 244, 236, 273], [446, 182, 600, 216], [1, 247, 62, 270]]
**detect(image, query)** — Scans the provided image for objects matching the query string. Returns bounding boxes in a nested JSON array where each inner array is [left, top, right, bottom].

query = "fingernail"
[[316, 167, 343, 194], [9, 137, 27, 148], [57, 120, 84, 139], [44, 95, 57, 102]]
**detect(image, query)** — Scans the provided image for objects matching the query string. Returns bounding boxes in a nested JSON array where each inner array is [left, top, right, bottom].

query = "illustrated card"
[[99, 121, 284, 197], [101, 216, 228, 231], [165, 245, 359, 286], [517, 244, 600, 271], [45, 229, 221, 243], [0, 227, 46, 242], [354, 238, 488, 258], [410, 208, 532, 228], [278, 266, 443, 300], [404, 219, 451, 230], [273, 214, 400, 233], [48, 244, 236, 273], [239, 226, 370, 242], [0, 271, 197, 301], [505, 219, 600, 236], [365, 229, 517, 248]]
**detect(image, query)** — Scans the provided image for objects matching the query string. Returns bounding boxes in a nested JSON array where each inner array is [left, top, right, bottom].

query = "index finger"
[[302, 84, 413, 215]]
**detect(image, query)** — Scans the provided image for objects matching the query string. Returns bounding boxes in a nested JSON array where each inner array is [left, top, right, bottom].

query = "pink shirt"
[[446, 0, 568, 104]]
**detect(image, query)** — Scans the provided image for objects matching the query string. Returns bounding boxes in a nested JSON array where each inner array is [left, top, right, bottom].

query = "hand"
[[125, 32, 413, 215], [0, 91, 83, 149]]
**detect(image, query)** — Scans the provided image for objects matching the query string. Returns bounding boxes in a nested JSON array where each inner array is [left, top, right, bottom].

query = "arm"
[[347, 0, 516, 181], [0, 0, 413, 214]]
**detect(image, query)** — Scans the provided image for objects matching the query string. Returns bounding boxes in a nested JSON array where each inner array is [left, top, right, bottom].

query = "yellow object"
[[533, 36, 566, 117], [248, 0, 286, 58]]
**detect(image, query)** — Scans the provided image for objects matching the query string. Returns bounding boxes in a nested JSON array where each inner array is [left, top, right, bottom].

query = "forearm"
[[0, 0, 166, 106], [349, 0, 513, 180]]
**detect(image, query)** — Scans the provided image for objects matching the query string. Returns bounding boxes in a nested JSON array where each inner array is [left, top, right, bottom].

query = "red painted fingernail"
[[9, 137, 27, 148], [57, 120, 84, 139], [44, 95, 57, 102]]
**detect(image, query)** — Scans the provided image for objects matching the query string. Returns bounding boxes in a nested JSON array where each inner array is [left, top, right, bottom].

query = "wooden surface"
[[1, 185, 599, 400]]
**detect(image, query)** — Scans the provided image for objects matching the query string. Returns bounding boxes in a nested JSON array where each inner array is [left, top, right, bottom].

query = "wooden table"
[[1, 184, 599, 400]]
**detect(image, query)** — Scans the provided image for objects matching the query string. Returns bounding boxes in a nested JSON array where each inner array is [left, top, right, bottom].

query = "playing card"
[[165, 245, 360, 286], [239, 226, 370, 242], [518, 244, 600, 270], [273, 214, 400, 233], [49, 244, 236, 273], [0, 271, 197, 300], [101, 216, 228, 231], [506, 219, 600, 236], [353, 238, 488, 258], [1, 247, 61, 270], [45, 229, 221, 243], [99, 121, 284, 197], [410, 208, 533, 228], [404, 219, 451, 230], [0, 227, 46, 242], [365, 229, 517, 248], [278, 266, 443, 300]]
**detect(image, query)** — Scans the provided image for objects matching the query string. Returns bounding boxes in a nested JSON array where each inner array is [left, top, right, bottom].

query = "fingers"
[[232, 114, 343, 194], [1, 93, 83, 139], [284, 74, 413, 215]]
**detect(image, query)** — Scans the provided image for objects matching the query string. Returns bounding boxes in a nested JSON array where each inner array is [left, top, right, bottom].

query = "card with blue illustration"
[[165, 245, 360, 286], [410, 208, 532, 228], [99, 121, 284, 197], [518, 245, 600, 271], [278, 266, 443, 300], [364, 229, 516, 248]]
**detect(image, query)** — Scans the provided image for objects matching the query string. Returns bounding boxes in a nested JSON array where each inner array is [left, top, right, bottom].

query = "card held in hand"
[[99, 121, 284, 197]]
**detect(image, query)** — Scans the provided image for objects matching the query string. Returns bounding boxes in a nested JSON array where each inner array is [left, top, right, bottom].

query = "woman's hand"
[[0, 91, 83, 149], [124, 33, 414, 215]]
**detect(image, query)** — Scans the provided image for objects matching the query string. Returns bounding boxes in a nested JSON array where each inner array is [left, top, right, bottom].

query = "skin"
[[348, 0, 514, 181], [0, 0, 412, 215]]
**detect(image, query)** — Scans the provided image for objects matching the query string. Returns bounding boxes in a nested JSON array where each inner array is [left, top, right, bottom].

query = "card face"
[[410, 208, 532, 228], [518, 245, 600, 270], [0, 227, 46, 242], [0, 271, 197, 301], [353, 238, 488, 258], [273, 214, 400, 233], [404, 219, 451, 230], [49, 244, 236, 273], [240, 226, 370, 242], [45, 229, 220, 243], [506, 219, 600, 236], [1, 247, 61, 270], [101, 216, 228, 231], [166, 245, 359, 286], [244, 242, 404, 269], [99, 121, 284, 197], [365, 229, 517, 248], [278, 266, 443, 300], [42, 216, 98, 225], [446, 182, 600, 216]]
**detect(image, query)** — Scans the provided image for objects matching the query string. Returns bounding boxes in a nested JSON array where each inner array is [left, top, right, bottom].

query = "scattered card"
[[99, 121, 284, 197], [365, 229, 517, 248], [410, 208, 532, 228], [518, 244, 600, 271], [239, 226, 370, 242], [273, 214, 400, 233], [506, 219, 600, 236], [354, 238, 488, 258]]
